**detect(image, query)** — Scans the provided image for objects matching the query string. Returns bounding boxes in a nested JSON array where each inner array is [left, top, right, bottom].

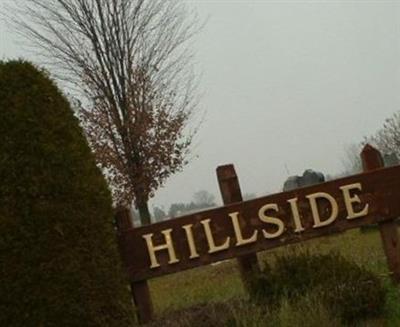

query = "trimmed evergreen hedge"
[[0, 61, 135, 326]]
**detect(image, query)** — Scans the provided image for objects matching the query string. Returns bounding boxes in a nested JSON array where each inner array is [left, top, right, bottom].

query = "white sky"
[[1, 0, 400, 210]]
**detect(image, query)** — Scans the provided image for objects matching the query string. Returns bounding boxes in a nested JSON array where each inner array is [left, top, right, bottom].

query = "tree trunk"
[[137, 200, 152, 226]]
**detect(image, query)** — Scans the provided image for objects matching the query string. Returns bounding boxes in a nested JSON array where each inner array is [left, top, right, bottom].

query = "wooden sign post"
[[116, 144, 400, 323], [115, 209, 154, 324], [361, 145, 400, 283], [217, 164, 260, 293]]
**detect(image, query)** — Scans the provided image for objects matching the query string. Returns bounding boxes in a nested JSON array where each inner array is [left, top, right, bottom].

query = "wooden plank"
[[361, 144, 400, 283], [115, 209, 154, 324], [131, 280, 153, 324], [118, 164, 400, 282], [217, 164, 260, 292]]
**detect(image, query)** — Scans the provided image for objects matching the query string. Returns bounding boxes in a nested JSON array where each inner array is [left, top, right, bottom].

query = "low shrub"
[[249, 250, 386, 323]]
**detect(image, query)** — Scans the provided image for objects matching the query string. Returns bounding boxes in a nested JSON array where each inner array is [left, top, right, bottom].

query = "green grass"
[[148, 228, 400, 326], [150, 260, 245, 312]]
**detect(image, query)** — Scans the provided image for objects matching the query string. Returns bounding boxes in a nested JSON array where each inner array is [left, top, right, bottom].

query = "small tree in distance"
[[340, 143, 363, 176], [368, 111, 400, 158], [339, 112, 400, 178], [11, 0, 200, 225], [193, 190, 216, 208], [153, 206, 167, 222]]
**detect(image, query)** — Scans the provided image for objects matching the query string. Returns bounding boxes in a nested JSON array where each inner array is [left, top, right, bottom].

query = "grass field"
[[144, 227, 400, 326]]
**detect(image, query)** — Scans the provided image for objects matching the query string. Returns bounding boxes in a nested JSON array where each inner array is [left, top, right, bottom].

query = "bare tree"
[[339, 112, 400, 178], [192, 190, 216, 208], [340, 143, 363, 176], [368, 111, 400, 158], [10, 0, 200, 225], [152, 206, 166, 222]]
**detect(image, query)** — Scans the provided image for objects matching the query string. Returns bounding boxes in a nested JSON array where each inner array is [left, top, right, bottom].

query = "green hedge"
[[0, 61, 135, 326]]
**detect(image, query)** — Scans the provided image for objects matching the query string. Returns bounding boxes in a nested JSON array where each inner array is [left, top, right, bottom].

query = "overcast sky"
[[1, 1, 399, 210]]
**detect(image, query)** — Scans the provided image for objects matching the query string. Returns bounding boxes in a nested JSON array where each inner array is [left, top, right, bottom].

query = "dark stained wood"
[[361, 144, 400, 283], [115, 208, 134, 231], [115, 209, 154, 324], [217, 164, 260, 292], [131, 280, 153, 324], [118, 163, 400, 282]]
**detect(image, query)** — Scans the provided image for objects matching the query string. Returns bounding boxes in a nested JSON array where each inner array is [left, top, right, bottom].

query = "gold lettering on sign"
[[182, 224, 200, 259], [142, 229, 179, 269], [201, 219, 230, 253], [229, 212, 258, 246], [258, 203, 285, 239], [307, 192, 339, 228], [287, 197, 305, 233], [340, 183, 369, 219]]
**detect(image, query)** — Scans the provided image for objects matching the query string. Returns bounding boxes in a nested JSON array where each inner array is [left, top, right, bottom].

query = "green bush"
[[250, 250, 386, 323], [0, 61, 135, 326]]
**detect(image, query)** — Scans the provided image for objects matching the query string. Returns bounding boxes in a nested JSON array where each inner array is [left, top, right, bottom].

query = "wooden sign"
[[116, 144, 400, 324], [119, 164, 400, 282]]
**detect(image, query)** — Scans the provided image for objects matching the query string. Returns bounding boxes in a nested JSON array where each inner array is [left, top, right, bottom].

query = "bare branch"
[[9, 0, 201, 223]]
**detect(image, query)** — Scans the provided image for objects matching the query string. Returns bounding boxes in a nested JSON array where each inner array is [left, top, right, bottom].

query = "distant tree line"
[[148, 190, 259, 223], [151, 190, 217, 222]]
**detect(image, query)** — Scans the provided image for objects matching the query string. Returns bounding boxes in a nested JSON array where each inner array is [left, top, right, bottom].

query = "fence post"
[[216, 164, 260, 293], [361, 144, 400, 283], [115, 209, 154, 324]]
